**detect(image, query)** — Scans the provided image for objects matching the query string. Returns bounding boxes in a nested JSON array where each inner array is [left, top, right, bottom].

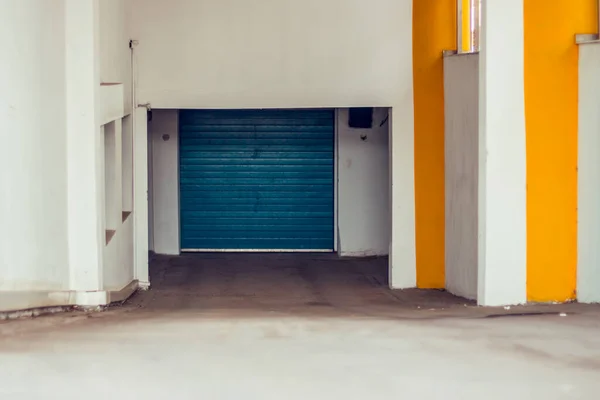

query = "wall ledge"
[[99, 82, 125, 126], [576, 33, 600, 45], [338, 251, 388, 257], [443, 49, 480, 58]]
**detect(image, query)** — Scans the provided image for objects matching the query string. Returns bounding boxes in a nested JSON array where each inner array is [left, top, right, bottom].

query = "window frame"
[[456, 0, 481, 54], [459, 0, 600, 52]]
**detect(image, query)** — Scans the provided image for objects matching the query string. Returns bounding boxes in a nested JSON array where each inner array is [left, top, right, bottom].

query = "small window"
[[458, 0, 481, 53]]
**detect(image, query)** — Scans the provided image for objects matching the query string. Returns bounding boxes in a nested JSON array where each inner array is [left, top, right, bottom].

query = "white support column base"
[[577, 41, 600, 303], [133, 108, 150, 284], [388, 104, 417, 289], [0, 280, 141, 313]]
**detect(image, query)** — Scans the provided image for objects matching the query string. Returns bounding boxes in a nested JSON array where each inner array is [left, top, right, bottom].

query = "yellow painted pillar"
[[412, 0, 456, 288], [524, 0, 598, 302]]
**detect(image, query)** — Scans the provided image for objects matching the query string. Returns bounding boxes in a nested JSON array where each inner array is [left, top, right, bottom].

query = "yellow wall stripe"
[[413, 0, 456, 288], [524, 0, 598, 302]]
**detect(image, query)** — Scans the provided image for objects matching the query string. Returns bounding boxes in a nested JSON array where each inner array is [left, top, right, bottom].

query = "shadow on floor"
[[1, 254, 597, 341], [124, 253, 477, 319], [116, 253, 600, 322]]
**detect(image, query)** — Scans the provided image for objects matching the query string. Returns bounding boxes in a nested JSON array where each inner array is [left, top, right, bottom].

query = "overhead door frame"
[[178, 108, 338, 253]]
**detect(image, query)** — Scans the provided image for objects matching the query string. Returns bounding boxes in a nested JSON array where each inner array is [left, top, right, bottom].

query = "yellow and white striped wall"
[[412, 0, 600, 305]]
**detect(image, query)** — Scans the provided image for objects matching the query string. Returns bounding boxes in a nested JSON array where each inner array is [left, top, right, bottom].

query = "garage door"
[[179, 109, 334, 251]]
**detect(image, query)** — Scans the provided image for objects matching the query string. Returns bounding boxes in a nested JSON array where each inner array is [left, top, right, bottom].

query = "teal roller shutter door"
[[179, 109, 334, 251]]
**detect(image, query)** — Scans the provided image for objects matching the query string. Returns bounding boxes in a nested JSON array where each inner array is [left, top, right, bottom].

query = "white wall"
[[577, 41, 600, 303], [127, 0, 411, 109], [99, 0, 132, 114], [0, 0, 413, 307], [0, 0, 69, 291], [337, 108, 390, 256], [129, 0, 416, 287], [0, 0, 137, 310], [150, 110, 180, 255], [149, 108, 390, 257], [443, 53, 479, 300]]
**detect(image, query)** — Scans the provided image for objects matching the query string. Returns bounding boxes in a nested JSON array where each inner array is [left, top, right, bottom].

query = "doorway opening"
[[145, 107, 393, 309]]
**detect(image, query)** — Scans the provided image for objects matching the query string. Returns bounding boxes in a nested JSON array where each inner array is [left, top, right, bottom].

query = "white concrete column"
[[388, 0, 417, 288], [389, 105, 417, 289], [134, 107, 150, 286], [577, 42, 600, 303], [66, 0, 104, 292], [477, 0, 527, 305]]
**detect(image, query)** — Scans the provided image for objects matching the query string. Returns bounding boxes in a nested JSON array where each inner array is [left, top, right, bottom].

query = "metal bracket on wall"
[[137, 103, 152, 122]]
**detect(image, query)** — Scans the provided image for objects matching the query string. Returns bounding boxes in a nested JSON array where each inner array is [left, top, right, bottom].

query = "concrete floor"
[[1, 253, 600, 399]]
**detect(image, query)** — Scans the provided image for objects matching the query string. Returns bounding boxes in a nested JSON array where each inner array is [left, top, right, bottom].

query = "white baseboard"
[[137, 280, 151, 290], [0, 280, 141, 313], [0, 291, 71, 313], [107, 280, 140, 303]]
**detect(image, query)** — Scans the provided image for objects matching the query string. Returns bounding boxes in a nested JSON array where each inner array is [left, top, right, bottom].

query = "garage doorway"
[[178, 109, 335, 252], [147, 107, 390, 260]]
